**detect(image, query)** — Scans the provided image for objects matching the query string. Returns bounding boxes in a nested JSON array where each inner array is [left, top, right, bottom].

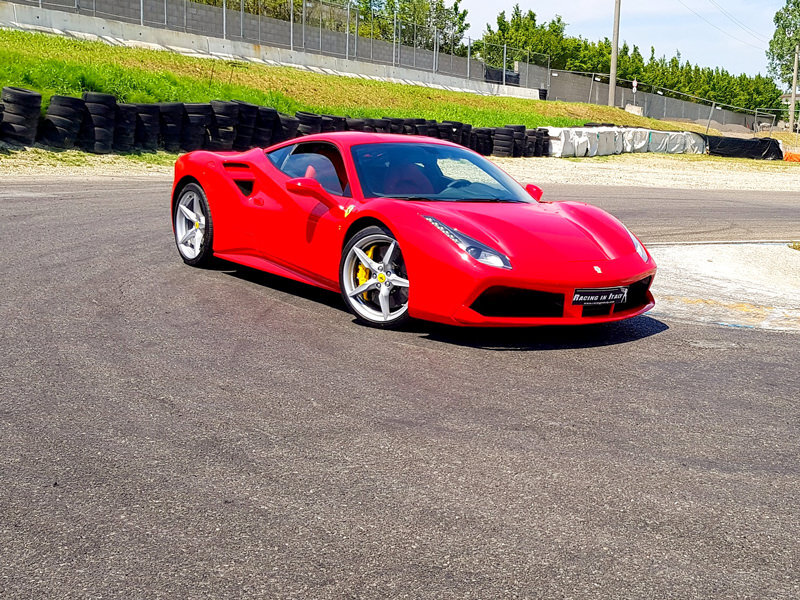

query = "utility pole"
[[790, 41, 799, 133], [608, 0, 621, 107]]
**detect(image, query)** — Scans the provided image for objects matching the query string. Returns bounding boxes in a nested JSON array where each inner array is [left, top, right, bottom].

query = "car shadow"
[[216, 261, 346, 311], [409, 316, 669, 350], [217, 261, 669, 350]]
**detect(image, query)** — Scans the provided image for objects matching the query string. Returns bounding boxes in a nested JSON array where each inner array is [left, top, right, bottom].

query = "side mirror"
[[286, 177, 339, 209], [525, 184, 544, 202]]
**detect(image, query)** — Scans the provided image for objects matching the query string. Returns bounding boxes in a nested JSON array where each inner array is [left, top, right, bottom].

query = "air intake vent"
[[470, 287, 564, 318], [234, 180, 254, 196]]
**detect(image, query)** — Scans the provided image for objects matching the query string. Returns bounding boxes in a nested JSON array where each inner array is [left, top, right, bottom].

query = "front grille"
[[470, 287, 564, 318], [614, 276, 653, 312], [582, 304, 612, 317]]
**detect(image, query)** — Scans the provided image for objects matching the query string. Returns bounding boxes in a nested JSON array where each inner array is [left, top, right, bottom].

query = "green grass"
[[0, 28, 699, 130]]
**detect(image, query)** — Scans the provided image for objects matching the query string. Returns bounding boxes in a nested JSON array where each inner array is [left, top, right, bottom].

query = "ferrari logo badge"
[[344, 205, 355, 218], [377, 272, 387, 283], [594, 266, 602, 274]]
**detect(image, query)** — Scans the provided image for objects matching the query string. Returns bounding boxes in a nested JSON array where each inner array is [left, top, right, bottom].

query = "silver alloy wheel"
[[174, 188, 206, 260], [342, 232, 410, 324]]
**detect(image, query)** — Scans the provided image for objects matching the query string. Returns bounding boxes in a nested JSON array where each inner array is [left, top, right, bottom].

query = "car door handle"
[[252, 196, 264, 206]]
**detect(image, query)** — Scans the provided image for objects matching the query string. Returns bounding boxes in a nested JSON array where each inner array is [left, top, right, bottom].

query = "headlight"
[[626, 227, 649, 262], [424, 216, 511, 269]]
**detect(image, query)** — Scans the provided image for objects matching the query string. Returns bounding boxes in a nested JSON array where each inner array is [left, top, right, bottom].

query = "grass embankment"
[[0, 28, 698, 131]]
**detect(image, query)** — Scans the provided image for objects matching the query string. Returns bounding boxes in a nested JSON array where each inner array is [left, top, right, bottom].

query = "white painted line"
[[647, 240, 793, 247]]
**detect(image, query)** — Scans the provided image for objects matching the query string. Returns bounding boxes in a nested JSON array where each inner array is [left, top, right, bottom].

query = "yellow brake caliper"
[[356, 246, 376, 300]]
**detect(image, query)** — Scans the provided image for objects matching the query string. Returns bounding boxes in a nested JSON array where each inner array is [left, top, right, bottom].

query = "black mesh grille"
[[470, 287, 564, 318], [615, 276, 653, 312], [582, 304, 612, 317]]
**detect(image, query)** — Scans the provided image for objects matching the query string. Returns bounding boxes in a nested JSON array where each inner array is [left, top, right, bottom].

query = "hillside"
[[0, 28, 714, 133]]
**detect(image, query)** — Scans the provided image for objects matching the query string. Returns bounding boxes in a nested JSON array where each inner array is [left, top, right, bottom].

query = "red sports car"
[[171, 132, 656, 328]]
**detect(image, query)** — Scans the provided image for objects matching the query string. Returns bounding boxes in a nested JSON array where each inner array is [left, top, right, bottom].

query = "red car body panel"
[[172, 132, 656, 326]]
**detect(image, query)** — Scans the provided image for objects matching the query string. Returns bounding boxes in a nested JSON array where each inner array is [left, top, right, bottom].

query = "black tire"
[[173, 182, 214, 267], [82, 92, 117, 105], [48, 95, 86, 111], [2, 86, 42, 107], [1, 121, 38, 145], [340, 225, 410, 329], [3, 103, 42, 119]]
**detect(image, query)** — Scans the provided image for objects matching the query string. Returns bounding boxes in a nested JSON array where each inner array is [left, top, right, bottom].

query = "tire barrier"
[[295, 111, 322, 136], [705, 136, 783, 161], [1, 86, 42, 146], [232, 101, 258, 151], [492, 127, 514, 157], [79, 92, 117, 154], [276, 113, 300, 142], [251, 106, 279, 148], [134, 103, 161, 151], [205, 100, 239, 151], [546, 126, 717, 159], [158, 102, 185, 153], [113, 103, 138, 152], [39, 95, 85, 149], [181, 103, 213, 152], [3, 86, 780, 161]]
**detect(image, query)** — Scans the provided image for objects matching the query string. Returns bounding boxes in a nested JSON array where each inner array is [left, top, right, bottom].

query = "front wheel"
[[340, 226, 410, 328], [173, 182, 214, 267]]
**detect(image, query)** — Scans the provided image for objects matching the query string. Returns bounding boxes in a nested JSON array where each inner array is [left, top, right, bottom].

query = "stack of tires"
[[471, 127, 493, 156], [295, 111, 322, 136], [0, 85, 554, 159], [276, 113, 300, 142], [505, 125, 526, 157], [345, 118, 365, 131], [113, 104, 138, 152], [40, 95, 85, 149], [79, 92, 117, 154], [492, 127, 514, 157], [251, 106, 279, 147], [158, 103, 185, 153], [1, 87, 42, 146], [206, 101, 239, 150], [233, 101, 258, 150], [135, 104, 161, 151], [181, 103, 213, 151], [323, 114, 347, 132]]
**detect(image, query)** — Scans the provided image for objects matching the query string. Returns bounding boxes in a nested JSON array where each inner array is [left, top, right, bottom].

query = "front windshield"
[[350, 142, 533, 203]]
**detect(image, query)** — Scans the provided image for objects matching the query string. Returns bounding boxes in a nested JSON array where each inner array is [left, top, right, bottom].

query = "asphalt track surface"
[[1, 178, 799, 599]]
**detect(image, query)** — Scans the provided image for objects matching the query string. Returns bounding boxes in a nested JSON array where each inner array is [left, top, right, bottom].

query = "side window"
[[266, 144, 295, 170], [280, 142, 351, 197]]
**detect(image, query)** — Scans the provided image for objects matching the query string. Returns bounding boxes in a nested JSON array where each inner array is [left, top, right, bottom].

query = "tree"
[[767, 0, 800, 89]]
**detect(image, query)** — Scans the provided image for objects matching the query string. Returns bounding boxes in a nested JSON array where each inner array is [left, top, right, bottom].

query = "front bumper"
[[406, 251, 657, 327]]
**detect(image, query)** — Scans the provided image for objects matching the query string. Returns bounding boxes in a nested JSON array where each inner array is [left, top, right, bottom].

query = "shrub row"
[[0, 87, 550, 158]]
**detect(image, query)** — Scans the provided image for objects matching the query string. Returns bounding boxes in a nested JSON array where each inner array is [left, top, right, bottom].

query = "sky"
[[459, 0, 786, 80]]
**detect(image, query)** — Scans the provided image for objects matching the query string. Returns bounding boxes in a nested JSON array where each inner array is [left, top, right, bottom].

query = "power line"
[[675, 0, 767, 52], [704, 0, 770, 44]]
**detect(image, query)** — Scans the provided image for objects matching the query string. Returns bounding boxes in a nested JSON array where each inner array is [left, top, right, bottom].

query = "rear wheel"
[[173, 182, 214, 267], [340, 226, 410, 328]]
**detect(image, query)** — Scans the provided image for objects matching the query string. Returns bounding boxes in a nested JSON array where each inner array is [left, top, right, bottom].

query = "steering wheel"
[[444, 179, 471, 191]]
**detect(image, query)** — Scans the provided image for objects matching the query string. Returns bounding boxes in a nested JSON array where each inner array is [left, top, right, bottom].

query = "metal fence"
[[13, 0, 785, 130]]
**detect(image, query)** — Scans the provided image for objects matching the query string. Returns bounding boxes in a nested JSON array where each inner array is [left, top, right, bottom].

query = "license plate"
[[572, 287, 628, 305]]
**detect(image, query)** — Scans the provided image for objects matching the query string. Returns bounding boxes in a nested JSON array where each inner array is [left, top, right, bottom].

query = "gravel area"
[[493, 154, 800, 191]]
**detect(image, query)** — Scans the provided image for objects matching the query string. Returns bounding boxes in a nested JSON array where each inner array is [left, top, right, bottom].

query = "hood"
[[412, 200, 637, 265]]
